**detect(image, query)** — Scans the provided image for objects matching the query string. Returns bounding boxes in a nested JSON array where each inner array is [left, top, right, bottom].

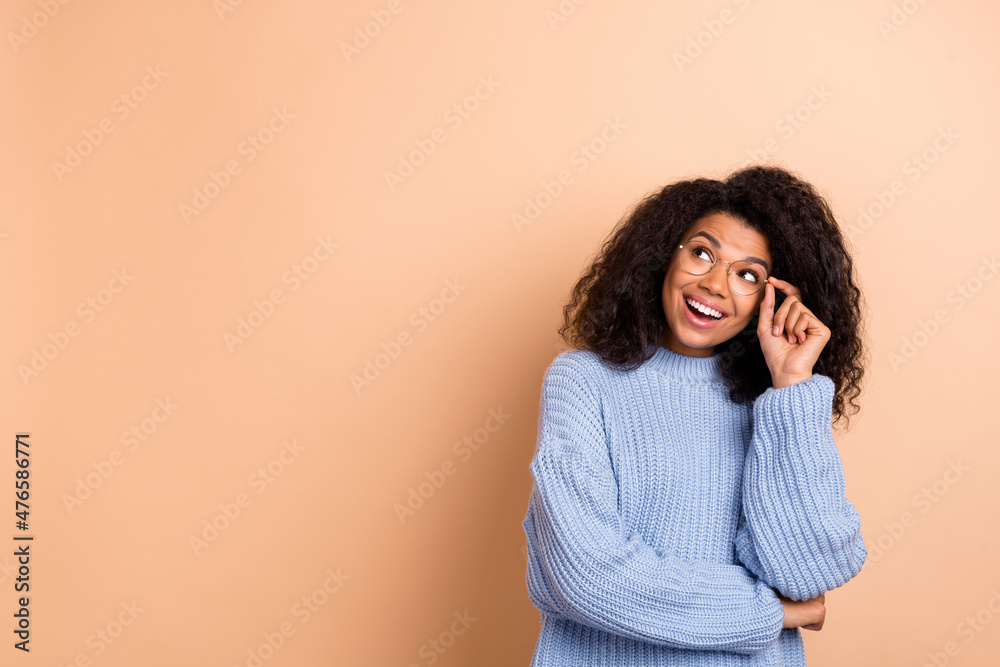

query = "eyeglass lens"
[[679, 241, 767, 295]]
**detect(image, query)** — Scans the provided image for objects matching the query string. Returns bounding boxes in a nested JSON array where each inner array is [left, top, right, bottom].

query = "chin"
[[679, 333, 723, 350]]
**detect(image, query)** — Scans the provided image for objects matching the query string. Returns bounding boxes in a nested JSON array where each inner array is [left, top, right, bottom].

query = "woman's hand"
[[779, 592, 826, 631], [756, 276, 831, 388]]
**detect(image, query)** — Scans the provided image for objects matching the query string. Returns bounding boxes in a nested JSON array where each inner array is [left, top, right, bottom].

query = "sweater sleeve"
[[734, 373, 868, 601], [522, 355, 785, 654]]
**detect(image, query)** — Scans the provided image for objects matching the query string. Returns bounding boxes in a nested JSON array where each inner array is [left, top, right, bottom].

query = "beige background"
[[2, 0, 998, 665]]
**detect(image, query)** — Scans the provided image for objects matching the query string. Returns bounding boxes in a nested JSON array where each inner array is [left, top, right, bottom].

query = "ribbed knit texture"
[[522, 344, 867, 666]]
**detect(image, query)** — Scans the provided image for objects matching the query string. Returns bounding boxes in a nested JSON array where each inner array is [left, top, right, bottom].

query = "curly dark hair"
[[557, 164, 869, 429]]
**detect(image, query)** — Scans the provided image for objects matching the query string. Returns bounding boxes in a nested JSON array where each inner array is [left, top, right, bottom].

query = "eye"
[[690, 244, 713, 262], [735, 267, 763, 284]]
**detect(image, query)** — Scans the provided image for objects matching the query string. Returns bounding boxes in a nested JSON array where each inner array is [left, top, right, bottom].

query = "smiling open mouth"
[[684, 297, 724, 321]]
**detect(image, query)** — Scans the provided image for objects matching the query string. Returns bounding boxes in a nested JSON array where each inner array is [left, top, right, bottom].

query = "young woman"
[[522, 165, 868, 667]]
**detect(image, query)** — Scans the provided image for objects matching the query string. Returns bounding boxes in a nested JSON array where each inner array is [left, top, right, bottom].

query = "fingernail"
[[773, 325, 779, 335]]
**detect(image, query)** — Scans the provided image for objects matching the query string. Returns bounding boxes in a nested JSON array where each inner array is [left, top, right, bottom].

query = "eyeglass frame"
[[674, 241, 770, 296]]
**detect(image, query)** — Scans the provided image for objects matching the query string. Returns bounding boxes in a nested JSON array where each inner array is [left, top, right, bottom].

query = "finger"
[[782, 305, 801, 343], [793, 312, 816, 344], [767, 275, 801, 299], [790, 309, 823, 344], [758, 281, 775, 334], [772, 294, 799, 337], [786, 305, 810, 344]]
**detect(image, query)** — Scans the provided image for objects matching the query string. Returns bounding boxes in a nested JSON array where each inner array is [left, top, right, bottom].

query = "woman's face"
[[661, 212, 772, 358]]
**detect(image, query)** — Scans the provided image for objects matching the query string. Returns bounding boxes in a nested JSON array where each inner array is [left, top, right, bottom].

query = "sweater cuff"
[[752, 374, 835, 445], [752, 583, 786, 647]]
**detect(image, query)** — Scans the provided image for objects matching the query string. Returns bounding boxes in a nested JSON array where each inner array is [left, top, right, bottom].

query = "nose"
[[699, 260, 730, 295]]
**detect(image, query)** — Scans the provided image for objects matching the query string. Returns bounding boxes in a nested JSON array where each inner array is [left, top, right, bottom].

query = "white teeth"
[[685, 297, 723, 320]]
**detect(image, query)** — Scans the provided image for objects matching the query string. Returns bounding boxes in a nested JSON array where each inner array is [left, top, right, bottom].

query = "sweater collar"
[[644, 343, 723, 383]]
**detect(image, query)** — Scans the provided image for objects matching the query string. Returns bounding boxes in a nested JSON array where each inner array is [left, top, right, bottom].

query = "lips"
[[679, 293, 728, 330], [683, 293, 728, 319]]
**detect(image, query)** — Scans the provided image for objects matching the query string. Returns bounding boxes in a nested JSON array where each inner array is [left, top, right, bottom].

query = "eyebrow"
[[687, 231, 770, 273]]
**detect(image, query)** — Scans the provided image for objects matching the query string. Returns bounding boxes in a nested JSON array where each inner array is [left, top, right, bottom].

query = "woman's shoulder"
[[547, 347, 608, 374], [542, 347, 619, 393]]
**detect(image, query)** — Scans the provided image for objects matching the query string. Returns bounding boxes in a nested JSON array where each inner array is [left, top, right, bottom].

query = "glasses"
[[675, 240, 770, 296]]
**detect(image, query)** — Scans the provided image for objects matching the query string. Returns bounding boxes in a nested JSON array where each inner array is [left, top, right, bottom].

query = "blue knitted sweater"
[[522, 344, 867, 666]]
